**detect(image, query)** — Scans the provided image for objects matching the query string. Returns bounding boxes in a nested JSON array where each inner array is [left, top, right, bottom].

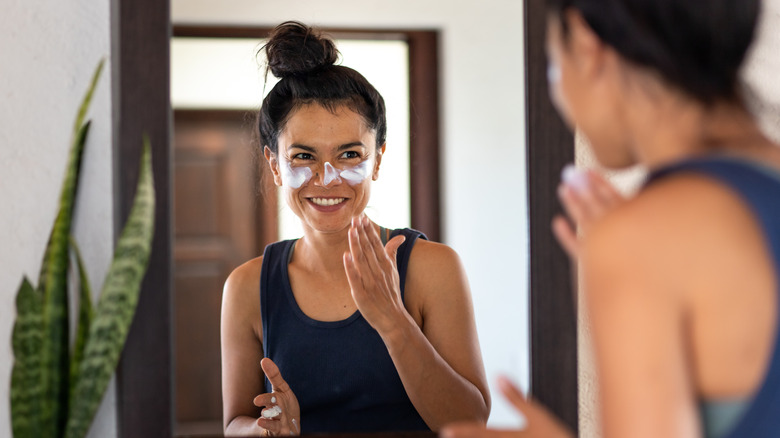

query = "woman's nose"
[[314, 162, 342, 187]]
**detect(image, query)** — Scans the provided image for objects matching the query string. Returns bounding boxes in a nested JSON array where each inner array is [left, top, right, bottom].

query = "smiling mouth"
[[309, 197, 346, 206]]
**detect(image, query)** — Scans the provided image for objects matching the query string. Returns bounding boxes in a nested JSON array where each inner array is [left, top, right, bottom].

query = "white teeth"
[[310, 197, 345, 206]]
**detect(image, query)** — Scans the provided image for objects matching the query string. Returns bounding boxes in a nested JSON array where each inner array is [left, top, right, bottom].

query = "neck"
[[626, 93, 769, 169], [293, 220, 380, 275]]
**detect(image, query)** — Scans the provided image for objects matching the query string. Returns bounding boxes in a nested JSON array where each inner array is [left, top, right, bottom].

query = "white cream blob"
[[262, 405, 283, 419], [323, 162, 341, 185], [281, 161, 313, 189], [338, 159, 373, 185]]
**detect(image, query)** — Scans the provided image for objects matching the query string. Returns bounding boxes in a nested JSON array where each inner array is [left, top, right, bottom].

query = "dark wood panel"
[[173, 110, 275, 434], [524, 0, 579, 433], [407, 31, 441, 242], [113, 0, 173, 436], [175, 266, 225, 421]]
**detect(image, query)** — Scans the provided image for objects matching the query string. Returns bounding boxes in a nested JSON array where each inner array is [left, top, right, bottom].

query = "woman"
[[221, 21, 490, 436], [444, 0, 780, 437]]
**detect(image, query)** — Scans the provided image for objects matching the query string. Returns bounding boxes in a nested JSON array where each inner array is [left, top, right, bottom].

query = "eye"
[[292, 152, 314, 161], [340, 151, 361, 159]]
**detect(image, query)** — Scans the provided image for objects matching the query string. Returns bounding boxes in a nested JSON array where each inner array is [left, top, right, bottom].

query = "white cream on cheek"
[[338, 159, 372, 185], [281, 160, 313, 189]]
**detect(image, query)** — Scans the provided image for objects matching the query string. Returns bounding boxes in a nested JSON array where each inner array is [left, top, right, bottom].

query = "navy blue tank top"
[[260, 228, 430, 434], [647, 157, 780, 437]]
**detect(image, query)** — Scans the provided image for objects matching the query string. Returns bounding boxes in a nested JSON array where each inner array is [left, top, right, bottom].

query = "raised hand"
[[343, 215, 408, 336], [552, 164, 624, 258], [254, 358, 301, 436], [440, 377, 572, 438]]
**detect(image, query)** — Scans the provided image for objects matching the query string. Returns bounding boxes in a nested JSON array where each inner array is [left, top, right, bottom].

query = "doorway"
[[170, 26, 441, 435]]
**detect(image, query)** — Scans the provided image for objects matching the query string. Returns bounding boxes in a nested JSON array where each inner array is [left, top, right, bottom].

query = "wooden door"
[[173, 110, 277, 435]]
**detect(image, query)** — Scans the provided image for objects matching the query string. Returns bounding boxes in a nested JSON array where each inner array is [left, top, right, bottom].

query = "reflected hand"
[[343, 215, 408, 336], [440, 377, 572, 438], [552, 165, 623, 258], [254, 358, 301, 436]]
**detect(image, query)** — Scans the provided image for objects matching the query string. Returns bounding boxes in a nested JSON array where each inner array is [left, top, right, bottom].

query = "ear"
[[565, 9, 609, 80], [372, 143, 386, 181], [264, 146, 283, 187]]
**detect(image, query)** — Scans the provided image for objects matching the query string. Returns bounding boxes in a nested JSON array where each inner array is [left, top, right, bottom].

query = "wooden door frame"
[[112, 3, 577, 435], [525, 0, 579, 432]]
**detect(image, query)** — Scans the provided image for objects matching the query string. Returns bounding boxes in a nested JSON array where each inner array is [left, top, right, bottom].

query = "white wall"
[[0, 0, 115, 437], [172, 0, 529, 427]]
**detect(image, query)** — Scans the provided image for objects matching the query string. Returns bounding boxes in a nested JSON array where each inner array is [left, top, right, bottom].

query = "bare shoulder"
[[405, 239, 471, 311], [408, 238, 464, 273], [584, 171, 766, 300], [222, 256, 264, 334]]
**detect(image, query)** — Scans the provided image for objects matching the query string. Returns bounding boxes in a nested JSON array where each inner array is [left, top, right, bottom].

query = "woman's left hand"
[[343, 215, 408, 336], [440, 377, 572, 438]]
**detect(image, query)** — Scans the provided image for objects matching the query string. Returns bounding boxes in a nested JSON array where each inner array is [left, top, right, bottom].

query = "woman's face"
[[266, 103, 383, 235], [545, 11, 636, 169]]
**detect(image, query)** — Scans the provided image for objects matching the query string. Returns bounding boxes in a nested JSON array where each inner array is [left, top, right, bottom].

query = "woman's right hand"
[[552, 165, 624, 258], [254, 358, 301, 436]]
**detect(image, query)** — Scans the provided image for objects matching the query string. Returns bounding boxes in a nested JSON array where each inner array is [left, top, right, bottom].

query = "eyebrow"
[[287, 142, 366, 152]]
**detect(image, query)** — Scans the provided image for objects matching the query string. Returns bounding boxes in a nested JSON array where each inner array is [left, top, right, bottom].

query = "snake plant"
[[10, 60, 156, 438]]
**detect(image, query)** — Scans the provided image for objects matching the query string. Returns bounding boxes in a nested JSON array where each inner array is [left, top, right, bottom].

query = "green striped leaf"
[[25, 59, 103, 438], [68, 237, 94, 403], [10, 277, 44, 438], [38, 110, 92, 438], [65, 139, 155, 438]]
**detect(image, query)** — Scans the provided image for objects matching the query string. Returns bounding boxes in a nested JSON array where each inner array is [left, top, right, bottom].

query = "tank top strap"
[[388, 228, 428, 298], [646, 156, 780, 438], [260, 239, 297, 353]]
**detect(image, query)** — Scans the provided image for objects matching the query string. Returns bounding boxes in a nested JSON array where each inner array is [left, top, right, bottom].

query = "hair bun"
[[264, 21, 339, 78]]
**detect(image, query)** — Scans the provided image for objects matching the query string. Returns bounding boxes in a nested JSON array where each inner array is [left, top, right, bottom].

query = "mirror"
[[114, 0, 578, 436]]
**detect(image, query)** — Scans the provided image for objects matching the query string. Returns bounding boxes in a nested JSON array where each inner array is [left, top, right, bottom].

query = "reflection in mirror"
[[170, 33, 416, 435]]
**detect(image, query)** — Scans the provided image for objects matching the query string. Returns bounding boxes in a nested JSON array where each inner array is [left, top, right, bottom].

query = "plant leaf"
[[38, 108, 93, 438], [10, 277, 44, 438], [65, 139, 155, 438], [68, 236, 94, 403], [73, 58, 104, 137]]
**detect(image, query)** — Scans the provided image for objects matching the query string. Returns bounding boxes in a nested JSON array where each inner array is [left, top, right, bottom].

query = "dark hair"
[[258, 21, 387, 153], [547, 0, 760, 104]]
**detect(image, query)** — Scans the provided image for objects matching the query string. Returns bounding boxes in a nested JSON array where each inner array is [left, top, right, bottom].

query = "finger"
[[384, 235, 406, 269], [441, 422, 522, 438], [254, 392, 281, 408], [347, 220, 374, 290], [343, 251, 363, 293], [257, 417, 287, 437], [261, 358, 291, 393], [551, 215, 579, 258], [356, 216, 385, 278], [587, 171, 622, 207], [496, 376, 528, 411], [557, 183, 589, 225], [497, 376, 572, 438]]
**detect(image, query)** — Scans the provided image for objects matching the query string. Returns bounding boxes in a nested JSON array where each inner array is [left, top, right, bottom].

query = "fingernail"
[[562, 164, 589, 192], [271, 396, 276, 404]]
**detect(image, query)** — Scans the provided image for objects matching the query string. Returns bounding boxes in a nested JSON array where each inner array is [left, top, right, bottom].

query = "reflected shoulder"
[[223, 256, 264, 304]]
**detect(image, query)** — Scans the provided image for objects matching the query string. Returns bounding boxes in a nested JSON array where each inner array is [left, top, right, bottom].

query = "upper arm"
[[405, 241, 491, 409], [221, 258, 264, 429], [582, 194, 701, 438]]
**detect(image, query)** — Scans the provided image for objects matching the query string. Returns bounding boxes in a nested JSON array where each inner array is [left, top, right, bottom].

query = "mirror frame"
[[112, 0, 577, 435], [524, 0, 579, 432]]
